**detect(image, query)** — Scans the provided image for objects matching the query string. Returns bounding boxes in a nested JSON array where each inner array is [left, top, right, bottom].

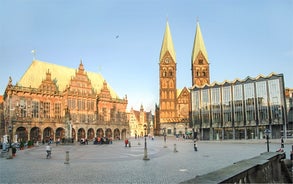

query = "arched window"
[[169, 80, 174, 88]]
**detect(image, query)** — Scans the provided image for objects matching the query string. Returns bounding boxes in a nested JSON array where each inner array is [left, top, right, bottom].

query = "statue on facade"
[[64, 107, 72, 143]]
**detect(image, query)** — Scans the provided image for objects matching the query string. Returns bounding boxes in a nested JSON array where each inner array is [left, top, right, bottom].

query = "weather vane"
[[31, 49, 36, 60]]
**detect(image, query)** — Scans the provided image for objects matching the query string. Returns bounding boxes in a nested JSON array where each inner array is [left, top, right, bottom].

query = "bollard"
[[290, 145, 293, 162], [64, 151, 69, 164], [174, 144, 178, 152]]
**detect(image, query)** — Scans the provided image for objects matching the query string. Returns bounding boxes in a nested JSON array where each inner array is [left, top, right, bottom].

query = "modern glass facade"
[[191, 73, 287, 140]]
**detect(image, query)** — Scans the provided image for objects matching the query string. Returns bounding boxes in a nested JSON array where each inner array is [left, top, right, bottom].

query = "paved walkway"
[[1, 137, 292, 183]]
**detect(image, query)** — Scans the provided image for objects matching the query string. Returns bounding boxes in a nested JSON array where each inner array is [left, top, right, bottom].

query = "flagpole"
[[31, 50, 36, 60]]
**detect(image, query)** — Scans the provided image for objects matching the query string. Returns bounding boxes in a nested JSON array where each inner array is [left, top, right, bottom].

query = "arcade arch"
[[16, 127, 28, 142], [43, 127, 54, 142], [30, 127, 41, 142]]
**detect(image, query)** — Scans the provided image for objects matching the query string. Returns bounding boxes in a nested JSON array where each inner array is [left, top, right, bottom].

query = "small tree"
[[27, 140, 33, 148]]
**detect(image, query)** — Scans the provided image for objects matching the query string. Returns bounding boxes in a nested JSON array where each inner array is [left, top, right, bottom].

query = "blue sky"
[[0, 0, 292, 112]]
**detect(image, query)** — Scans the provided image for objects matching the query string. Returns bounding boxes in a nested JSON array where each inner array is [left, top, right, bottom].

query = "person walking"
[[124, 139, 128, 147], [281, 137, 284, 148], [194, 139, 198, 151], [46, 143, 52, 159]]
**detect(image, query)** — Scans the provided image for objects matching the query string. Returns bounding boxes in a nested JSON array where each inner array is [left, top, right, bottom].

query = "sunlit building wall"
[[191, 73, 287, 140], [2, 60, 129, 143]]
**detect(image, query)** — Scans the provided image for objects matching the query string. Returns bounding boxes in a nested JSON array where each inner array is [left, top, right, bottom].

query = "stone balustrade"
[[182, 152, 292, 183]]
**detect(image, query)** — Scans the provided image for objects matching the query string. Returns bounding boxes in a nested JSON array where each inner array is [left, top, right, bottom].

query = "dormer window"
[[199, 59, 203, 65]]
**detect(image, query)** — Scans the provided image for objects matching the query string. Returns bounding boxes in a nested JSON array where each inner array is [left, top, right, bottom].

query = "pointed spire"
[[160, 21, 176, 62], [78, 59, 84, 72], [192, 20, 209, 63], [45, 69, 51, 80]]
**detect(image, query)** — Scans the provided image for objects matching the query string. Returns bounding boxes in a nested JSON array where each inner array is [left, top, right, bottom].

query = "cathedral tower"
[[159, 21, 177, 124], [191, 21, 210, 86]]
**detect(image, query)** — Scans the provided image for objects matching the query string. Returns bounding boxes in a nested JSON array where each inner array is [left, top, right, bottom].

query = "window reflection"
[[256, 81, 268, 123], [233, 85, 243, 122]]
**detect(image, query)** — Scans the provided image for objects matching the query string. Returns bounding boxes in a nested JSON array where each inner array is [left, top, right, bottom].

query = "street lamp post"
[[7, 95, 13, 159], [163, 128, 167, 148], [264, 129, 271, 152], [143, 124, 150, 160]]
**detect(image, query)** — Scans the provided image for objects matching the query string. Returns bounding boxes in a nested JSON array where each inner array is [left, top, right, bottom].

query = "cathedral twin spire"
[[160, 21, 176, 63], [160, 20, 210, 87], [192, 21, 209, 64], [160, 20, 208, 65]]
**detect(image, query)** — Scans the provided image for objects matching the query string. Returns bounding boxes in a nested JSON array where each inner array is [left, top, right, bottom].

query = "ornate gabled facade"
[[2, 60, 129, 143], [156, 21, 209, 136], [128, 105, 153, 138]]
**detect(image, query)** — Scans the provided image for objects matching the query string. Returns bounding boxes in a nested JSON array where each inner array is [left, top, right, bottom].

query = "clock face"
[[180, 105, 188, 117], [165, 58, 169, 63]]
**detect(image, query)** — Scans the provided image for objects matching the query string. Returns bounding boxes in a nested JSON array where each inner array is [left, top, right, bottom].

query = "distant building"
[[1, 60, 129, 143], [156, 21, 209, 136], [285, 88, 293, 137], [127, 105, 153, 138], [0, 96, 4, 139], [191, 73, 287, 140]]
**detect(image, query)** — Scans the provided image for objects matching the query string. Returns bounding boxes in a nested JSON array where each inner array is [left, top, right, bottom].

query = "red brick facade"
[[2, 61, 129, 143]]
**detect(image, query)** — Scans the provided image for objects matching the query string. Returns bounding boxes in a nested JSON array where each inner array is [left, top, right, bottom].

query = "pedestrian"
[[46, 143, 52, 159], [124, 139, 128, 147], [56, 138, 60, 146], [194, 139, 198, 151], [290, 144, 293, 162], [281, 137, 284, 148]]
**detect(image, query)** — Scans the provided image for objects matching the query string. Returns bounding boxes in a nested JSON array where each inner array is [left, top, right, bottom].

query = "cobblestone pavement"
[[1, 137, 292, 183]]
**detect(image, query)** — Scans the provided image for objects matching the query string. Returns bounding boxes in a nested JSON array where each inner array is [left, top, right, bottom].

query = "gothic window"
[[162, 69, 167, 77], [87, 100, 91, 111], [163, 81, 167, 88], [199, 59, 203, 65], [82, 100, 85, 110], [167, 102, 170, 110], [32, 101, 39, 118], [19, 99, 27, 118], [44, 102, 50, 118], [54, 103, 61, 119], [169, 80, 174, 88], [102, 108, 107, 121], [78, 99, 82, 110], [162, 102, 166, 109]]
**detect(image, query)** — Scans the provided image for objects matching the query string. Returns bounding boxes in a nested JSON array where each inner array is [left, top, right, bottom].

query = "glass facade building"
[[191, 73, 287, 140]]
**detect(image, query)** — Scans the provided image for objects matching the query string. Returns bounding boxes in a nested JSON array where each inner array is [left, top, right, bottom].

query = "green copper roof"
[[160, 21, 176, 62], [192, 21, 209, 63]]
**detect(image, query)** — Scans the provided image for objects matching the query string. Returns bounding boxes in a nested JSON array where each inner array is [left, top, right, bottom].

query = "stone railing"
[[181, 152, 292, 183]]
